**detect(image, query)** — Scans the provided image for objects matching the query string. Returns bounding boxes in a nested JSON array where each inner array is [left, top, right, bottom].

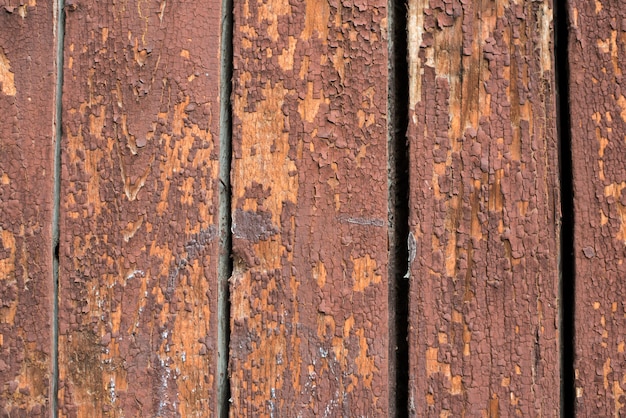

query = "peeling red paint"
[[4, 0, 625, 414]]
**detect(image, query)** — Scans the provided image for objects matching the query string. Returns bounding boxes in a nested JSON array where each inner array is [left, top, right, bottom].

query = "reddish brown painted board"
[[567, 1, 626, 414], [0, 2, 57, 416], [230, 0, 389, 414], [407, 0, 560, 415], [58, 1, 222, 416]]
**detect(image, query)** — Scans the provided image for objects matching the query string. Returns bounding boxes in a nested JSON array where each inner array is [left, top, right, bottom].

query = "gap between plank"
[[387, 0, 410, 415], [554, 0, 576, 415], [218, 0, 234, 414], [52, 0, 66, 415]]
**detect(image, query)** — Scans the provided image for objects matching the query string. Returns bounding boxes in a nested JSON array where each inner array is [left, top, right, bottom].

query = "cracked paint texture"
[[0, 2, 56, 416], [230, 0, 390, 415], [58, 1, 222, 416], [407, 0, 561, 415], [568, 0, 626, 415]]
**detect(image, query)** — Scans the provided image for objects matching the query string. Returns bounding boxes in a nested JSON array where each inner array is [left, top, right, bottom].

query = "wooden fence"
[[0, 0, 624, 416]]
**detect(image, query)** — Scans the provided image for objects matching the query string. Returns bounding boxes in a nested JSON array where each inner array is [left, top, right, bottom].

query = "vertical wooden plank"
[[0, 2, 57, 416], [58, 1, 222, 416], [230, 0, 389, 415], [567, 1, 626, 415], [407, 0, 560, 415]]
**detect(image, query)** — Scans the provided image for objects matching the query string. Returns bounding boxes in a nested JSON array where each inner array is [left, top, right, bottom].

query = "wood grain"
[[58, 1, 223, 416], [567, 1, 626, 415], [406, 0, 561, 415], [0, 2, 57, 416], [229, 0, 390, 414]]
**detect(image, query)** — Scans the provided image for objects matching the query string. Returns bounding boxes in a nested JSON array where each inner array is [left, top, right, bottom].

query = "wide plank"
[[230, 0, 390, 414], [58, 1, 223, 416], [0, 2, 57, 416], [407, 0, 561, 415], [567, 1, 626, 415]]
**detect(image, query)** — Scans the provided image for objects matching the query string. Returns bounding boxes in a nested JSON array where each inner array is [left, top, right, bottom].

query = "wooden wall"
[[0, 0, 624, 416]]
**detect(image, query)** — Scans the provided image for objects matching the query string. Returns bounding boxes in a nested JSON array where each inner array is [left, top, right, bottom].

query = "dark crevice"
[[217, 0, 233, 414], [388, 0, 410, 416], [554, 0, 576, 415], [52, 0, 66, 416]]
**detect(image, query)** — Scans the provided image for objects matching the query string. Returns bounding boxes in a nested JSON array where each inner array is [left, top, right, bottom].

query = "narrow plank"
[[230, 0, 389, 414], [0, 2, 57, 416], [567, 1, 626, 415], [58, 1, 222, 416], [407, 0, 561, 415]]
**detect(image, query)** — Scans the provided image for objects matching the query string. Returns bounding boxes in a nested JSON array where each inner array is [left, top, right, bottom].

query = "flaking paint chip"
[[583, 246, 596, 258]]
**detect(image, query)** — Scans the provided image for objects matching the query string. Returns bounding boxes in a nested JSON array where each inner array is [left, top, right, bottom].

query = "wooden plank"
[[57, 1, 223, 416], [0, 2, 57, 416], [567, 1, 626, 415], [406, 0, 561, 415], [230, 0, 390, 414]]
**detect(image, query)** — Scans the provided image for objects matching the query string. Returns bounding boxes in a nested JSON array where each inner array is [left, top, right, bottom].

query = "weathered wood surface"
[[0, 2, 57, 416], [58, 1, 222, 416], [230, 0, 390, 414], [568, 1, 626, 415], [406, 0, 561, 415]]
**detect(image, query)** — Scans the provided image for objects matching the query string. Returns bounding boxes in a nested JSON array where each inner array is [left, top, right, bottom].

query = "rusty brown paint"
[[567, 1, 626, 415], [230, 0, 389, 414], [58, 1, 222, 416], [0, 2, 57, 416], [407, 0, 560, 415]]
